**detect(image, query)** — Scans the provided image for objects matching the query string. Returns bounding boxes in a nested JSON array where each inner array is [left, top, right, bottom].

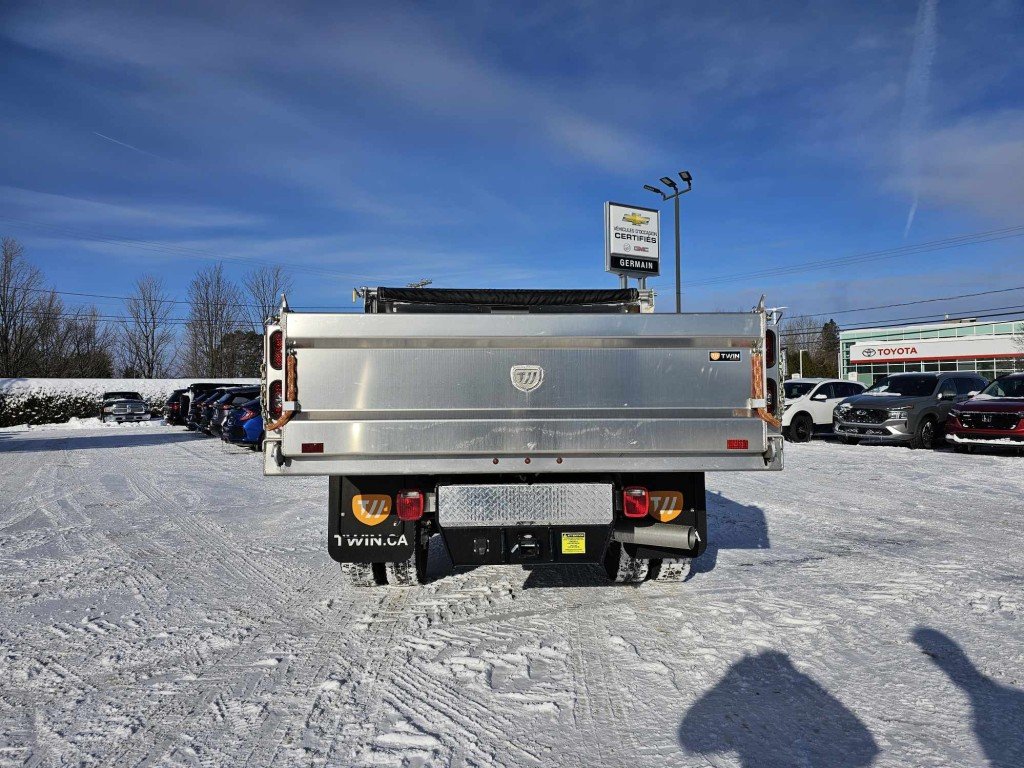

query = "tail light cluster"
[[270, 330, 283, 370], [269, 380, 283, 418], [622, 486, 650, 518], [396, 489, 425, 521], [765, 326, 780, 419]]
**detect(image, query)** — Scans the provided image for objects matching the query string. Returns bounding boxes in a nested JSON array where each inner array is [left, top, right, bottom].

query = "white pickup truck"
[[262, 287, 783, 586]]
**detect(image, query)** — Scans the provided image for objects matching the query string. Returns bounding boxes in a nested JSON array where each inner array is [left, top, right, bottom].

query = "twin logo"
[[352, 494, 391, 526], [649, 491, 684, 523]]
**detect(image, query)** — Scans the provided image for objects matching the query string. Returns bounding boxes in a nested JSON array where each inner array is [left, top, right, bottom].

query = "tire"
[[383, 525, 429, 586], [790, 413, 814, 443], [910, 416, 938, 450], [603, 542, 650, 584], [340, 562, 386, 587], [648, 557, 692, 582]]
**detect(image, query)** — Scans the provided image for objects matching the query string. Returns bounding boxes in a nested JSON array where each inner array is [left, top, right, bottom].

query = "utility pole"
[[644, 171, 692, 313]]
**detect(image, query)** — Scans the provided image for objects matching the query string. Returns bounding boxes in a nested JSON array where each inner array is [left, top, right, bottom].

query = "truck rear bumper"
[[269, 445, 782, 475]]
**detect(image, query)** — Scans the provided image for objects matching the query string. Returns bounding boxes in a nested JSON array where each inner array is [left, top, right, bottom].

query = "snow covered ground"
[[1, 425, 1021, 767]]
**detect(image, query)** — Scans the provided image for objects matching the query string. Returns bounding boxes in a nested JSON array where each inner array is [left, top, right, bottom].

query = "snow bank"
[[0, 416, 166, 434], [0, 378, 256, 399], [0, 378, 257, 428]]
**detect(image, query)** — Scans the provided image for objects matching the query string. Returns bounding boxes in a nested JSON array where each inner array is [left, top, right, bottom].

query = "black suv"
[[833, 371, 989, 448]]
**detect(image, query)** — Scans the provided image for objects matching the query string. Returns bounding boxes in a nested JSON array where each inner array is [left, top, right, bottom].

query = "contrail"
[[900, 0, 938, 238], [93, 132, 166, 161]]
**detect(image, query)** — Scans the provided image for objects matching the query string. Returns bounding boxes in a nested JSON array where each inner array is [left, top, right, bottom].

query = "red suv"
[[946, 372, 1024, 453]]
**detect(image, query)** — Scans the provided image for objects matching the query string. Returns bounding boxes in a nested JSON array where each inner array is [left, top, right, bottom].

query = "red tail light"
[[269, 380, 283, 418], [270, 330, 283, 370], [622, 486, 649, 518], [765, 329, 777, 369], [396, 489, 424, 521]]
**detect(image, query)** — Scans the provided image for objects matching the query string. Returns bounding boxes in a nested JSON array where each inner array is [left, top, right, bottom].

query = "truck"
[[261, 286, 783, 587]]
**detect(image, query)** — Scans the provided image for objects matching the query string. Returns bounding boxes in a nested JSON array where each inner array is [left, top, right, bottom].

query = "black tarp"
[[374, 287, 639, 307]]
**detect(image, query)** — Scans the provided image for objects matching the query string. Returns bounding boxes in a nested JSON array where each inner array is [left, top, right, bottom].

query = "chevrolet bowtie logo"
[[622, 212, 650, 226]]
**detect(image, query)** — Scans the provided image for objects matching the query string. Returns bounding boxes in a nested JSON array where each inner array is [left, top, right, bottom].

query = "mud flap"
[[328, 476, 427, 564]]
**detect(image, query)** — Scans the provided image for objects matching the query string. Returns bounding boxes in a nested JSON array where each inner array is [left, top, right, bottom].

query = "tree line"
[[0, 236, 291, 379], [781, 316, 841, 378]]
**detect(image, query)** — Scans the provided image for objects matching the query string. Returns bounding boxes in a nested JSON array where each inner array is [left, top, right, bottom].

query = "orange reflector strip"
[[727, 439, 749, 450]]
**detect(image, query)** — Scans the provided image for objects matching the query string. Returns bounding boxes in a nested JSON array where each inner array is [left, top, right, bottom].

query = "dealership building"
[[839, 317, 1024, 386]]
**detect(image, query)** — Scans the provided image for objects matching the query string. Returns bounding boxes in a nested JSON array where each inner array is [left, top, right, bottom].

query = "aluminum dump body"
[[263, 311, 783, 475]]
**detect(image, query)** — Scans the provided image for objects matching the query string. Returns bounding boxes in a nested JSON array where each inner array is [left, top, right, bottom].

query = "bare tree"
[[781, 315, 821, 377], [0, 237, 45, 377], [243, 265, 292, 333], [119, 275, 176, 377], [184, 263, 244, 377]]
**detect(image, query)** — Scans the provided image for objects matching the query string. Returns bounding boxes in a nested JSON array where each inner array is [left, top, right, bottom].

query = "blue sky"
[[1, 0, 1023, 325]]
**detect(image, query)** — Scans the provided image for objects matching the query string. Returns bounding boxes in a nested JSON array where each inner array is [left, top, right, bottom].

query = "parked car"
[[183, 383, 245, 430], [163, 388, 186, 425], [210, 387, 259, 436], [223, 397, 262, 448], [189, 390, 226, 432], [99, 391, 149, 423], [833, 371, 989, 449], [782, 378, 866, 442], [240, 405, 264, 451], [198, 388, 234, 433], [946, 372, 1024, 453]]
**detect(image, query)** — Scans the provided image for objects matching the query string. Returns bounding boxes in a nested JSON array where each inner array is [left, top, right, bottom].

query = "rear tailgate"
[[264, 312, 782, 475]]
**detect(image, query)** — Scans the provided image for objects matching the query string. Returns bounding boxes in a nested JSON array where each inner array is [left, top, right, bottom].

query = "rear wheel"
[[910, 416, 938, 449], [383, 525, 430, 586], [340, 562, 386, 587], [648, 557, 692, 582], [603, 542, 650, 584], [790, 413, 814, 443]]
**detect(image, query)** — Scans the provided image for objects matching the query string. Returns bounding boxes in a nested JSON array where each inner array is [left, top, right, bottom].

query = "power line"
[[785, 283, 1024, 320], [686, 224, 1024, 288], [779, 305, 1024, 339]]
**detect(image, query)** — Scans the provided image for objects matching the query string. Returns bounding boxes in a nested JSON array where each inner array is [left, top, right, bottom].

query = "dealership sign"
[[849, 336, 1024, 364], [605, 202, 660, 277]]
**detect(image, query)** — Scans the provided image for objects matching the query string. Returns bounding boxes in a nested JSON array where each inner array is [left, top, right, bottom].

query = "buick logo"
[[861, 348, 877, 358], [510, 365, 544, 393], [981, 414, 992, 423]]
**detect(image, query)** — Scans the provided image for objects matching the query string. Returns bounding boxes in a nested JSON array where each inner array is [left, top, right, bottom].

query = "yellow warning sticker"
[[561, 532, 586, 555]]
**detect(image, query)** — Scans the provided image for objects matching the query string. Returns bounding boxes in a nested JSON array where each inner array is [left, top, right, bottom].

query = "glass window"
[[954, 378, 977, 395], [938, 379, 957, 398], [939, 361, 957, 371], [981, 375, 1024, 398], [866, 374, 939, 397], [784, 381, 816, 399], [957, 361, 976, 371]]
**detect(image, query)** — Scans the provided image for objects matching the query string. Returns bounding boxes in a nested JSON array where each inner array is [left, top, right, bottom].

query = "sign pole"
[[674, 193, 681, 314]]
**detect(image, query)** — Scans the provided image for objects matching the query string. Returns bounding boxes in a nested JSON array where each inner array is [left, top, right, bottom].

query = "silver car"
[[833, 372, 988, 449]]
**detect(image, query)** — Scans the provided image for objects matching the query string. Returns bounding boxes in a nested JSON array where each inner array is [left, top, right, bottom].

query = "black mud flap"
[[624, 472, 708, 561], [328, 476, 426, 564]]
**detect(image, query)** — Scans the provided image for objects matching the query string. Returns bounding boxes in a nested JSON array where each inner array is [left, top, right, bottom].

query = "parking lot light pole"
[[644, 171, 692, 314], [799, 349, 808, 378]]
